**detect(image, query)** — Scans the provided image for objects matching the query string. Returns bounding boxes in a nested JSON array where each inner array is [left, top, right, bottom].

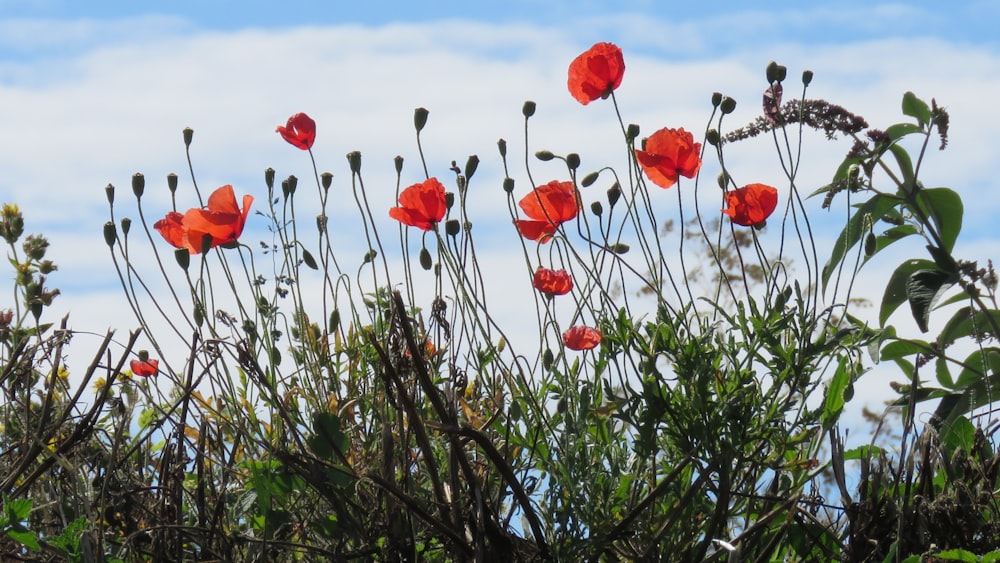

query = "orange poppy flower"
[[276, 112, 316, 150], [515, 181, 578, 243], [563, 325, 602, 351], [568, 42, 625, 105], [389, 177, 447, 231], [532, 267, 573, 296], [723, 183, 779, 227], [130, 357, 158, 377], [635, 128, 702, 189], [154, 185, 253, 254]]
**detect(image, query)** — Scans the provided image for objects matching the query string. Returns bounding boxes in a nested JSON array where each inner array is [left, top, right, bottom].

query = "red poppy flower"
[[568, 42, 625, 105], [532, 267, 573, 296], [722, 183, 779, 227], [563, 325, 602, 351], [635, 128, 702, 189], [154, 185, 253, 254], [515, 181, 578, 242], [389, 177, 447, 231], [130, 358, 158, 377], [276, 112, 316, 150]]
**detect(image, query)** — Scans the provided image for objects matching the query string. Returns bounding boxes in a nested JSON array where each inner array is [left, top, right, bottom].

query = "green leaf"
[[4, 497, 32, 522], [953, 348, 1000, 389], [933, 548, 978, 562], [902, 91, 932, 127], [821, 357, 851, 430], [880, 259, 936, 326], [308, 412, 349, 461], [887, 144, 915, 189], [843, 444, 884, 461], [915, 187, 963, 253], [823, 193, 901, 292], [939, 416, 976, 458], [5, 527, 40, 551], [863, 224, 918, 265], [885, 122, 923, 141], [879, 339, 929, 362], [906, 269, 957, 332]]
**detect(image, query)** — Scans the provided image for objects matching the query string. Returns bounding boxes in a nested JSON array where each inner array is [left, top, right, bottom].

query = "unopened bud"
[[581, 171, 600, 187], [445, 192, 455, 210], [167, 173, 178, 194], [607, 183, 622, 207], [419, 247, 432, 270], [535, 150, 555, 162], [720, 97, 737, 115], [590, 201, 603, 216], [626, 123, 640, 143], [182, 127, 194, 147], [706, 129, 721, 146], [175, 248, 190, 271], [321, 172, 333, 190], [105, 184, 115, 206], [131, 173, 145, 198], [414, 107, 429, 132], [103, 221, 117, 247], [465, 155, 479, 180], [264, 168, 275, 190], [566, 153, 580, 170], [711, 92, 723, 107], [120, 217, 131, 237], [522, 100, 536, 118], [445, 219, 461, 237], [717, 172, 729, 190], [802, 70, 814, 86], [502, 177, 515, 193], [347, 151, 362, 174], [317, 214, 328, 234], [765, 61, 787, 84], [497, 138, 507, 158]]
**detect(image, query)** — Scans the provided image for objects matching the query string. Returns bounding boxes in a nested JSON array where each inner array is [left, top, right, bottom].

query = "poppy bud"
[[566, 153, 580, 170], [765, 61, 787, 84], [535, 150, 555, 162], [167, 173, 178, 194], [864, 231, 877, 257], [363, 249, 377, 264], [321, 172, 333, 190], [607, 183, 621, 207], [199, 233, 213, 254], [317, 214, 328, 234], [329, 309, 340, 333], [626, 124, 640, 143], [456, 175, 467, 193], [522, 100, 536, 118], [465, 155, 479, 180], [264, 168, 275, 190], [175, 248, 190, 271], [283, 175, 298, 198], [706, 129, 721, 146], [497, 138, 507, 158], [802, 70, 814, 86], [302, 249, 318, 270], [445, 191, 455, 210], [419, 247, 432, 270], [131, 173, 145, 198], [183, 127, 194, 147], [711, 92, 723, 107], [720, 97, 737, 115], [542, 348, 554, 370], [608, 243, 630, 254], [347, 151, 362, 174], [103, 221, 117, 248], [503, 177, 515, 193], [193, 302, 204, 327], [105, 183, 115, 205], [717, 172, 729, 190], [581, 171, 599, 187], [445, 219, 461, 237], [414, 107, 429, 132], [590, 201, 603, 216], [120, 217, 131, 237]]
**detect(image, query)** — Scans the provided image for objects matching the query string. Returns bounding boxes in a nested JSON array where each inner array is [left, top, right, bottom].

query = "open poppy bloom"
[[563, 325, 602, 351], [130, 355, 158, 377], [635, 128, 702, 189], [389, 177, 447, 231], [723, 183, 779, 227], [515, 181, 578, 242], [533, 267, 573, 296], [568, 42, 625, 105], [276, 112, 316, 150], [154, 185, 253, 254]]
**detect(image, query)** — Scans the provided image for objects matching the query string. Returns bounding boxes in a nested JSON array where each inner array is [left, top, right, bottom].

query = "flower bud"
[[535, 150, 555, 162], [607, 183, 622, 207], [175, 248, 190, 271], [445, 192, 455, 210], [103, 221, 117, 247], [465, 155, 479, 180], [711, 92, 723, 107], [393, 155, 403, 175], [329, 309, 340, 333], [765, 61, 787, 84], [264, 168, 275, 190], [347, 151, 362, 174], [182, 127, 194, 147], [497, 138, 507, 158], [590, 201, 603, 216], [720, 97, 737, 115], [705, 129, 721, 146], [608, 243, 630, 254], [445, 219, 461, 237], [522, 100, 536, 118], [131, 173, 145, 198], [802, 70, 814, 86], [363, 249, 377, 264], [566, 153, 580, 170], [284, 175, 298, 198], [38, 260, 56, 274], [167, 173, 178, 194], [503, 177, 515, 193], [105, 184, 115, 206], [717, 172, 729, 190], [120, 217, 131, 237], [414, 107, 429, 132], [321, 172, 333, 190], [581, 171, 600, 187], [317, 214, 328, 234], [626, 123, 640, 143], [419, 247, 432, 270]]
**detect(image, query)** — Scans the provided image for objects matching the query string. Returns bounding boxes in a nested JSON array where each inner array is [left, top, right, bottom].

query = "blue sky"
[[0, 1, 998, 428]]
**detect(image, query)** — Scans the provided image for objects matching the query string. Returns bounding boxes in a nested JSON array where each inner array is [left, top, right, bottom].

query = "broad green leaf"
[[953, 348, 1000, 389], [4, 498, 32, 522], [821, 357, 850, 430], [887, 144, 915, 189], [5, 528, 40, 551], [885, 122, 923, 141], [308, 412, 349, 461], [936, 307, 1000, 350], [939, 416, 975, 457], [823, 193, 901, 292], [863, 224, 918, 265], [902, 91, 932, 126], [879, 339, 929, 362], [906, 269, 957, 332], [843, 444, 885, 460], [915, 187, 963, 253], [880, 259, 936, 326], [933, 548, 977, 562]]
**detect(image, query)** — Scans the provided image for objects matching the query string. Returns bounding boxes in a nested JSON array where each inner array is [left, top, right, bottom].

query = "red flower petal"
[[635, 128, 702, 189], [532, 267, 573, 296], [276, 112, 316, 150], [389, 177, 447, 231], [722, 183, 779, 226], [568, 42, 625, 105], [154, 185, 253, 254], [516, 181, 578, 242], [562, 325, 602, 351], [130, 358, 159, 377]]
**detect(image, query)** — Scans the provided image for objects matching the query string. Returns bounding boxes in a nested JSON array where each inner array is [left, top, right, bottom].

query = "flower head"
[[563, 325, 602, 351], [568, 42, 625, 105], [154, 185, 253, 254], [532, 267, 573, 296], [515, 181, 578, 242], [389, 177, 447, 231], [635, 128, 702, 189], [276, 112, 316, 150], [723, 183, 779, 227], [130, 352, 158, 377]]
